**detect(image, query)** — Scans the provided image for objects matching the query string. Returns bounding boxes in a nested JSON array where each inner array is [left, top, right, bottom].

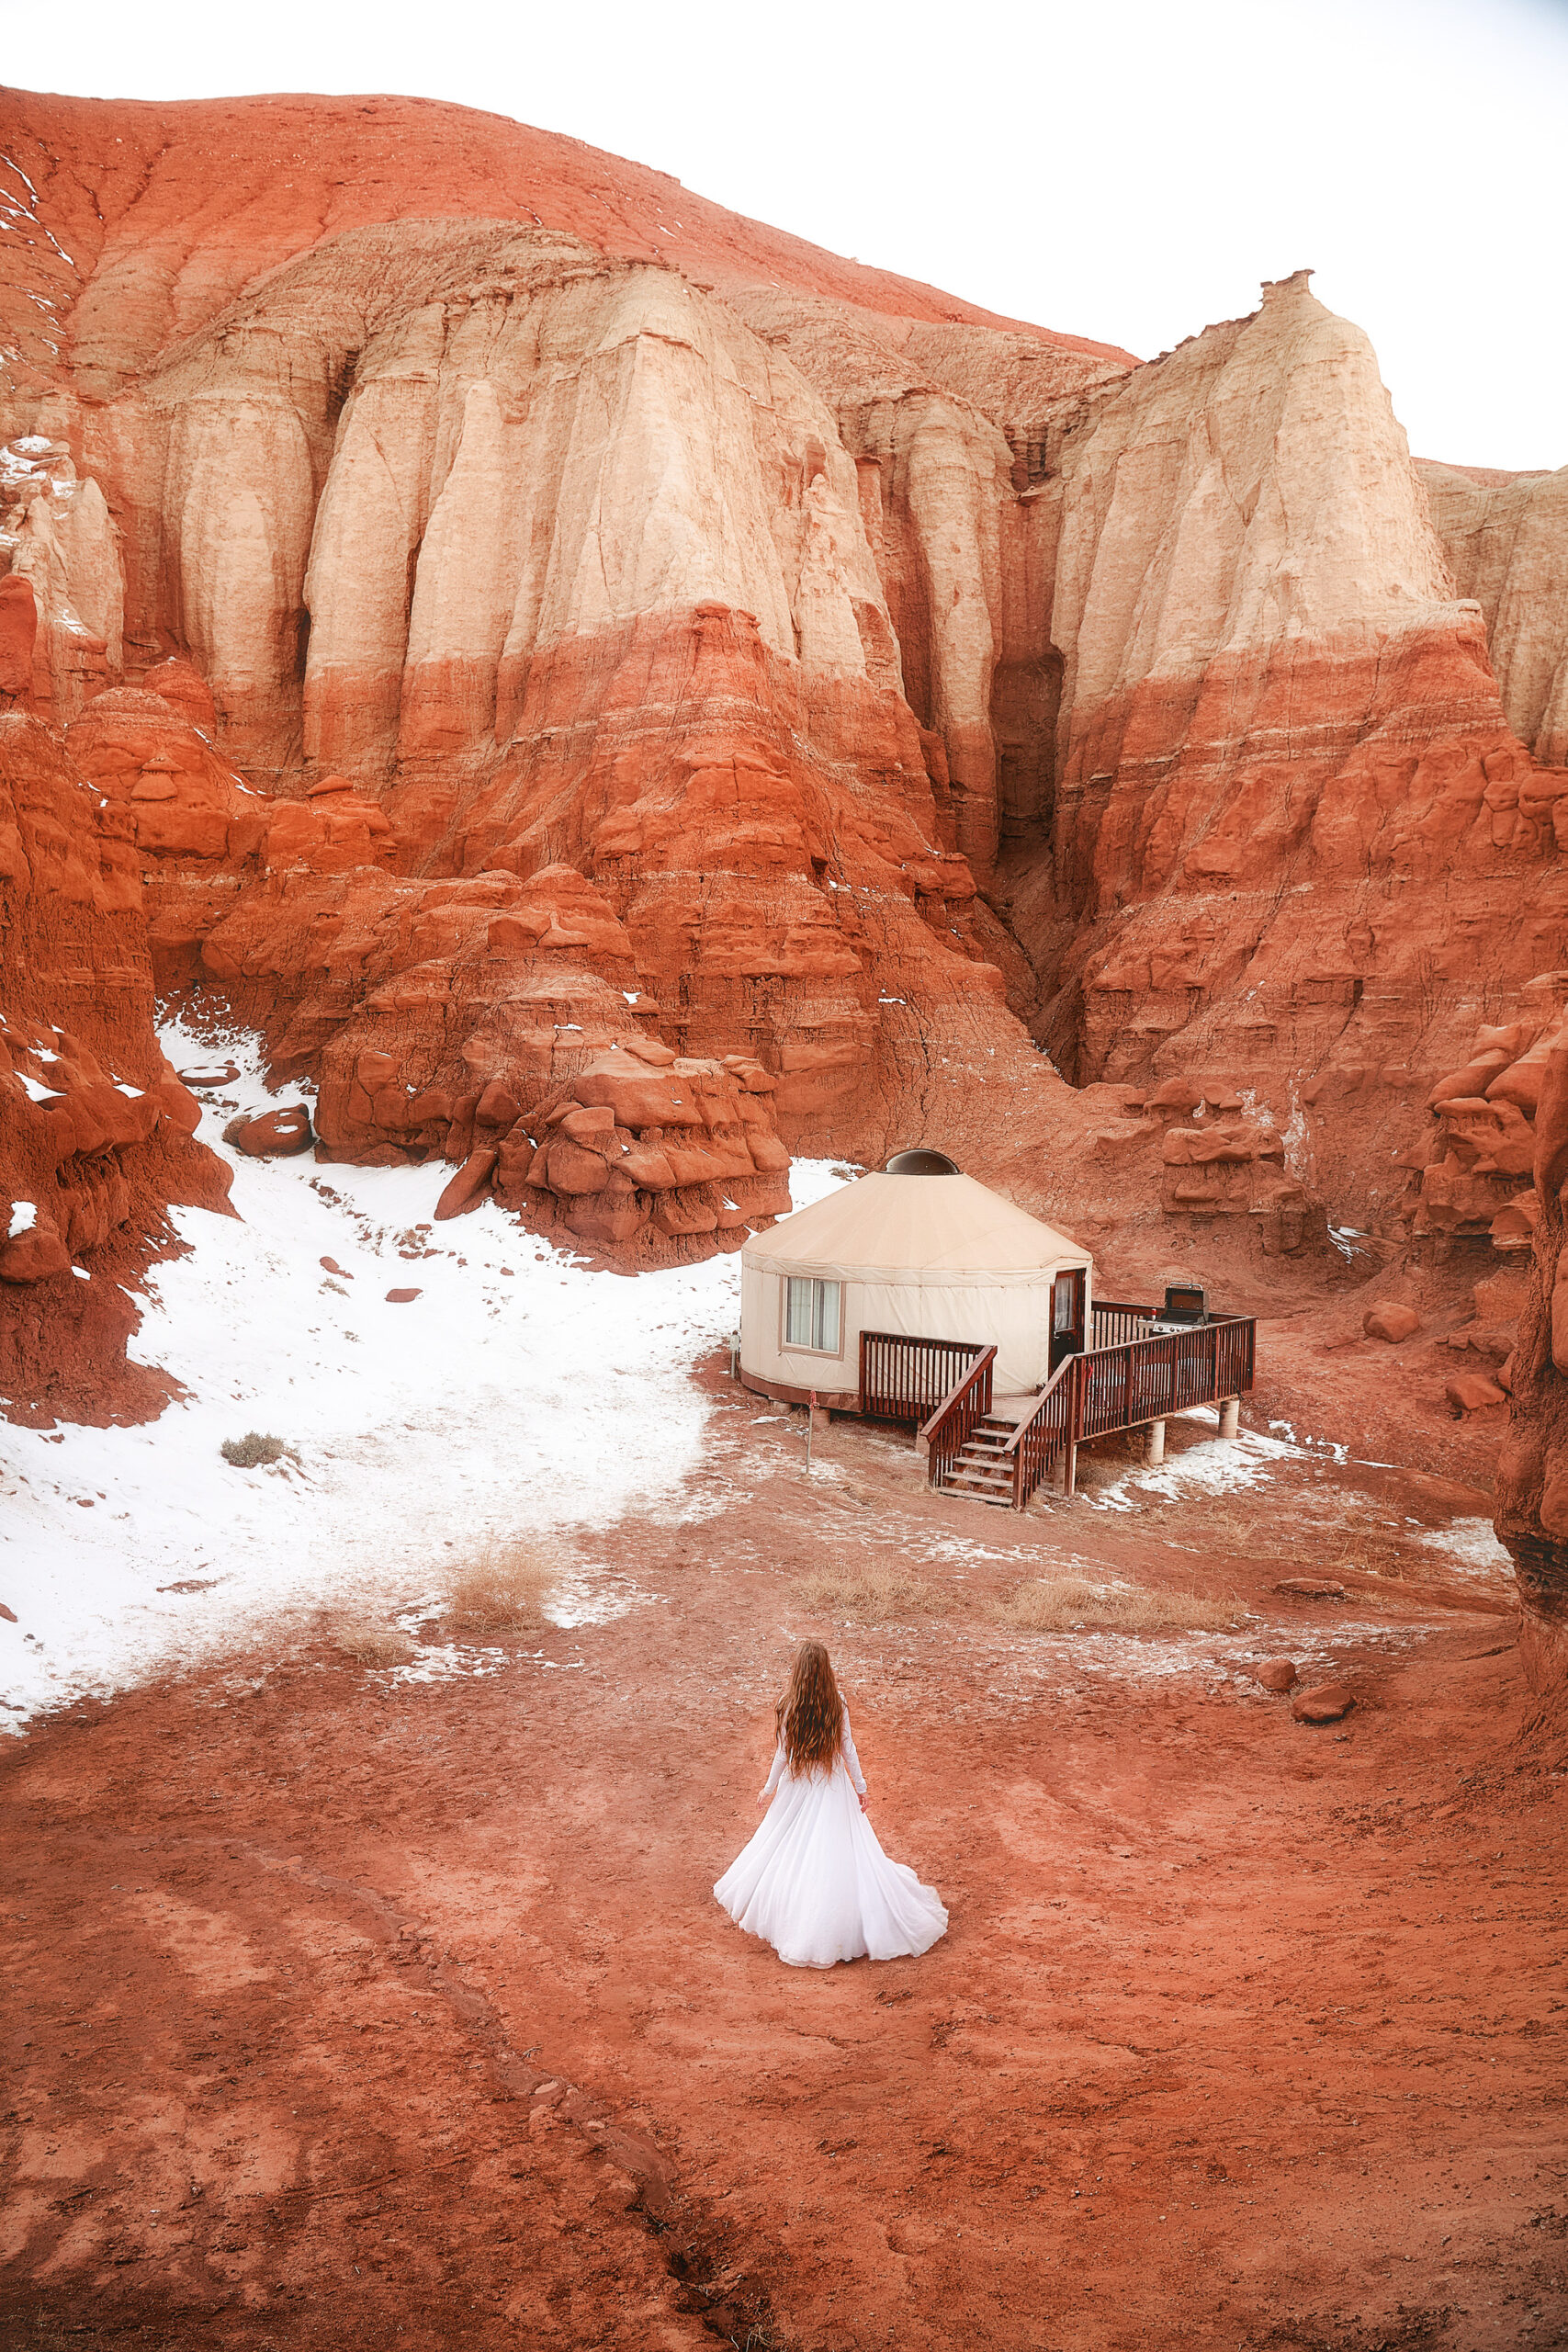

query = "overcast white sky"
[[4, 0, 1564, 469]]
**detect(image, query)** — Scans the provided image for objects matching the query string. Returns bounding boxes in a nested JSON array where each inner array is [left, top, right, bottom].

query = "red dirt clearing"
[[4, 1371, 1566, 2352]]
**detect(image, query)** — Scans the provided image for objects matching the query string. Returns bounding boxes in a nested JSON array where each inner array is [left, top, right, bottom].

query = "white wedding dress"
[[714, 1706, 948, 1969]]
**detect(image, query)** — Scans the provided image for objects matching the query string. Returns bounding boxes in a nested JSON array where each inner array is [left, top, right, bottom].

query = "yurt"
[[739, 1152, 1093, 1413]]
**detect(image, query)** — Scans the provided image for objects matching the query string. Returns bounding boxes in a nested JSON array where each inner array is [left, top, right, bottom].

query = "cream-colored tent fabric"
[[741, 1172, 1091, 1399]]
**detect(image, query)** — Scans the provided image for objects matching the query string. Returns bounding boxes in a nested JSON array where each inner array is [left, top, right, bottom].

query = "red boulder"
[[231, 1106, 313, 1158]]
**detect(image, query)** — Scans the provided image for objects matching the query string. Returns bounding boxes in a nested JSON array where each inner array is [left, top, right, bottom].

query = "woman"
[[714, 1640, 948, 1969]]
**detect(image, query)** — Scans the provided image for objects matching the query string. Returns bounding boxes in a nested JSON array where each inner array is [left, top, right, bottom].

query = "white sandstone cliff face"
[[0, 438, 125, 716], [71, 226, 906, 783], [1043, 271, 1462, 757], [1419, 459, 1568, 767], [735, 291, 1022, 871]]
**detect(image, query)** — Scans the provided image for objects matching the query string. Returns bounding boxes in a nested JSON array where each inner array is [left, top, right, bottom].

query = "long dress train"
[[713, 1706, 948, 1969]]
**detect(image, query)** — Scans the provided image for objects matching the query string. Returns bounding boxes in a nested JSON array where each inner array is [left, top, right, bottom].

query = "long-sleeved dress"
[[713, 1705, 948, 1969]]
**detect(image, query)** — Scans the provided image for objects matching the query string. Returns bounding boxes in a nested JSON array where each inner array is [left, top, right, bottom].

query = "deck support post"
[[1145, 1418, 1167, 1467], [1218, 1396, 1239, 1441], [1064, 1441, 1077, 1498]]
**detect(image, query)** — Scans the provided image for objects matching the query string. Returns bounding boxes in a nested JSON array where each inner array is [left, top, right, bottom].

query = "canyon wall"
[[1418, 458, 1568, 767], [4, 89, 1568, 1474], [0, 685, 232, 1423]]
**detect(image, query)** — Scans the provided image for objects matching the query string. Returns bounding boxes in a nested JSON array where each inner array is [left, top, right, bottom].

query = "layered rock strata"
[[0, 711, 231, 1423], [1419, 460, 1568, 767], [1494, 1035, 1568, 1688], [4, 88, 1568, 1422]]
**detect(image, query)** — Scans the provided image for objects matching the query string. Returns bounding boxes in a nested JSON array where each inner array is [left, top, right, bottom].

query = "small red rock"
[[434, 1146, 498, 1222], [386, 1287, 422, 1303], [1445, 1372, 1506, 1417], [320, 1256, 353, 1278], [178, 1060, 241, 1089], [0, 1221, 72, 1284], [1363, 1300, 1419, 1343], [1255, 1658, 1298, 1691], [231, 1106, 313, 1159], [1292, 1682, 1356, 1724], [1275, 1577, 1347, 1599]]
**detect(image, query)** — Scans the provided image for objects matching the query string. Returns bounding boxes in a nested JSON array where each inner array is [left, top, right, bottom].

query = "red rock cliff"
[[4, 90, 1568, 1412]]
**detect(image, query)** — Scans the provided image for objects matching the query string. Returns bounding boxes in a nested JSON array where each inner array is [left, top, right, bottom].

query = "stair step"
[[948, 1470, 1013, 1491]]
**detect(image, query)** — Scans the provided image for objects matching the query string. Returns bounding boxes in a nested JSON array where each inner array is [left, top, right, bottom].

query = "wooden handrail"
[[919, 1312, 1257, 1510], [995, 1354, 1073, 1461], [860, 1330, 985, 1422], [995, 1351, 1077, 1509], [918, 1344, 997, 1445], [919, 1345, 997, 1485]]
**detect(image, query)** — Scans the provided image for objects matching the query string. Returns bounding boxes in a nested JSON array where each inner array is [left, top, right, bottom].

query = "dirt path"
[[5, 1370, 1566, 2351]]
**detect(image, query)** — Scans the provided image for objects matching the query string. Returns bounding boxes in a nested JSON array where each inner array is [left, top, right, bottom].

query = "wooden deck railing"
[[917, 1346, 997, 1484], [1077, 1317, 1255, 1440], [1089, 1300, 1157, 1350], [859, 1330, 987, 1422], [925, 1310, 1257, 1511], [998, 1354, 1076, 1508]]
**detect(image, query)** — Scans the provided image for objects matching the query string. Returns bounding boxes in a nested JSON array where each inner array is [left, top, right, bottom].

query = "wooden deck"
[[857, 1304, 1257, 1511]]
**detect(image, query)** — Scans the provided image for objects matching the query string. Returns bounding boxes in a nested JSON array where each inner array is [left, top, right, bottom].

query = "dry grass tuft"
[[447, 1541, 562, 1636], [993, 1576, 1247, 1634], [220, 1430, 287, 1469], [1122, 1484, 1409, 1582], [795, 1565, 967, 1623], [333, 1621, 417, 1668], [795, 1561, 1247, 1633]]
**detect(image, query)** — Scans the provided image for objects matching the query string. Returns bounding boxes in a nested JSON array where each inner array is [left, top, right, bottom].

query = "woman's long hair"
[[775, 1640, 844, 1775]]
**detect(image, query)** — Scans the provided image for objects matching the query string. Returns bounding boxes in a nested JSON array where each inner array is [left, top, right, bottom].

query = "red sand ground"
[[4, 1367, 1566, 2352]]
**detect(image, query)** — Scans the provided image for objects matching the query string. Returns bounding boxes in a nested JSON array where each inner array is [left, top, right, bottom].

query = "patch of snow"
[[70, 1267, 89, 1282], [7, 1201, 36, 1239], [1086, 1425, 1299, 1513], [1416, 1519, 1517, 1585], [0, 1022, 855, 1729], [17, 1073, 60, 1103]]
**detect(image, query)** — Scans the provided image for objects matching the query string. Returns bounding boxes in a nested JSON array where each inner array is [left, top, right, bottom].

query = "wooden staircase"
[[936, 1417, 1021, 1505], [909, 1304, 1258, 1512]]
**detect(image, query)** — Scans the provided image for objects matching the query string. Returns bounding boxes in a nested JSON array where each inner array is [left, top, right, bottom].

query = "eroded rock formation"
[[1493, 1038, 1568, 1687], [1419, 459, 1568, 767], [0, 711, 231, 1422], [3, 87, 1568, 1480]]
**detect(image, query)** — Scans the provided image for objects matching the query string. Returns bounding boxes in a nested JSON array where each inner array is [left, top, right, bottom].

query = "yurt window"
[[784, 1275, 841, 1353]]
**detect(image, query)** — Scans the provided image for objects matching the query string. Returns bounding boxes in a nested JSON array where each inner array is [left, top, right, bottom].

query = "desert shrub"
[[332, 1621, 416, 1668], [795, 1565, 964, 1623], [220, 1431, 287, 1469], [447, 1541, 562, 1635], [993, 1576, 1247, 1634]]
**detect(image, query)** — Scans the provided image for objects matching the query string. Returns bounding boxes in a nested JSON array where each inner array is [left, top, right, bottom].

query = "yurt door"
[[1049, 1268, 1086, 1370]]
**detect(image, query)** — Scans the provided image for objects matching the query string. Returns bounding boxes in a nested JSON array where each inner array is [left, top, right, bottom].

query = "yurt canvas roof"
[[743, 1171, 1090, 1283]]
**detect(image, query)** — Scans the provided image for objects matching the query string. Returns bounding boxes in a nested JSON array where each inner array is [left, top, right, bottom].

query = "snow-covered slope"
[[1, 1020, 850, 1727]]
